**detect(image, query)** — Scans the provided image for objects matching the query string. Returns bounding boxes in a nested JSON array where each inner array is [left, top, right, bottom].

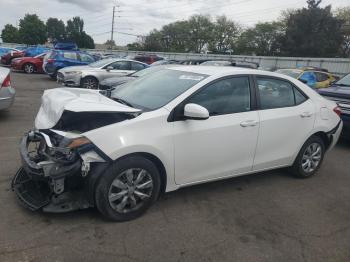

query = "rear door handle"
[[300, 112, 312, 118], [240, 120, 258, 127]]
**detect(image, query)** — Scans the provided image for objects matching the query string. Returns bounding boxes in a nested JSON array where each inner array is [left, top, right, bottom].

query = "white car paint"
[[35, 66, 342, 193], [57, 58, 148, 87]]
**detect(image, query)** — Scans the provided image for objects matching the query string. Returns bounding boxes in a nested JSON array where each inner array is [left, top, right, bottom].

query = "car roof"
[[167, 65, 258, 76]]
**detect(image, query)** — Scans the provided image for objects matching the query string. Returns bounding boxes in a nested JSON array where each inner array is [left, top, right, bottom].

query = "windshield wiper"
[[336, 83, 350, 87], [113, 97, 135, 108]]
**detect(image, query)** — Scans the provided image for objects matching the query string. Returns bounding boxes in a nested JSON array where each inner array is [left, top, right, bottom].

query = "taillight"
[[47, 58, 55, 63], [333, 106, 341, 116], [1, 74, 11, 88]]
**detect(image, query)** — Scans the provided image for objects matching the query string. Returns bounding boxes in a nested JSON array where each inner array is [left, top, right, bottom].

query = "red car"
[[11, 53, 46, 74], [1, 49, 25, 65]]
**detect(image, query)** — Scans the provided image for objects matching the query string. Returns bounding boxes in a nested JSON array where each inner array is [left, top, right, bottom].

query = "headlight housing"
[[67, 137, 92, 149]]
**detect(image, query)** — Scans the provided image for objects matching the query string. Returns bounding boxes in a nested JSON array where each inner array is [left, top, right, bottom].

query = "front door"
[[173, 76, 259, 185]]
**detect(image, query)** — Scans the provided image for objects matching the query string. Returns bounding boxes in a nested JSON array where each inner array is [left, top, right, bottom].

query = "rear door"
[[62, 51, 79, 67], [253, 76, 315, 171]]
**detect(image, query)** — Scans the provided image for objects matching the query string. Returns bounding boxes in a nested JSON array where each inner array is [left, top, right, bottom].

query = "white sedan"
[[13, 66, 342, 221], [57, 58, 148, 89]]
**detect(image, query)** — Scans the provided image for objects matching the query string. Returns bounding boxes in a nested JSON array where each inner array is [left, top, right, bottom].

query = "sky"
[[0, 0, 348, 46]]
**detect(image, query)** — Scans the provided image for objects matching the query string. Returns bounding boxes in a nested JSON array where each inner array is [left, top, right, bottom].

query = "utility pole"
[[110, 5, 116, 49]]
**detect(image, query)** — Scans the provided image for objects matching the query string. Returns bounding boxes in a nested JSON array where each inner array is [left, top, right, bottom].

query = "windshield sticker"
[[179, 75, 204, 81]]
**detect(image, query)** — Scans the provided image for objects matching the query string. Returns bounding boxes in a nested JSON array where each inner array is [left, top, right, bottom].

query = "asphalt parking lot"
[[1, 72, 350, 262]]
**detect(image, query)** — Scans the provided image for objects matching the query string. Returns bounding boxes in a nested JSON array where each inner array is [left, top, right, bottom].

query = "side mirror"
[[183, 103, 209, 120], [106, 66, 113, 71], [299, 79, 308, 84]]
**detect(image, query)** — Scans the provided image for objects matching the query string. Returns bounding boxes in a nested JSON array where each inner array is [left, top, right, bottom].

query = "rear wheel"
[[81, 76, 99, 89], [95, 156, 161, 221], [23, 63, 35, 74], [290, 136, 325, 178]]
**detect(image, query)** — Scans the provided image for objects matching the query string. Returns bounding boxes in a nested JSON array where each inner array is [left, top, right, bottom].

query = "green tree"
[[236, 22, 283, 56], [66, 17, 94, 48], [46, 18, 66, 41], [143, 30, 165, 51], [1, 24, 20, 43], [105, 39, 116, 49], [209, 16, 240, 54], [18, 14, 47, 45], [335, 7, 350, 57], [187, 15, 214, 53], [281, 0, 343, 57]]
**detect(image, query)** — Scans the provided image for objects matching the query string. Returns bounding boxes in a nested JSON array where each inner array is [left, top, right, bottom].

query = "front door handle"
[[240, 120, 258, 127], [300, 112, 312, 118]]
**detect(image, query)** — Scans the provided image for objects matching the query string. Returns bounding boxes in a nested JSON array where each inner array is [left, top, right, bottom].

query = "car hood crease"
[[35, 88, 141, 129]]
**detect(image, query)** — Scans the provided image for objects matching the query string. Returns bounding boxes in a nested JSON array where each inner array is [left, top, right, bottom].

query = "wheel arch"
[[86, 152, 168, 207], [81, 75, 99, 88], [22, 62, 36, 71]]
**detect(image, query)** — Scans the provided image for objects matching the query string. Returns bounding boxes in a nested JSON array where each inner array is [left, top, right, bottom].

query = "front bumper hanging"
[[12, 130, 95, 212]]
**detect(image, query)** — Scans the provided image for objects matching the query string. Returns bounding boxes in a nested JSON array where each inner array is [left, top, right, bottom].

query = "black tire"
[[81, 76, 99, 89], [23, 63, 35, 74], [49, 71, 57, 80], [290, 135, 325, 178], [95, 156, 161, 221]]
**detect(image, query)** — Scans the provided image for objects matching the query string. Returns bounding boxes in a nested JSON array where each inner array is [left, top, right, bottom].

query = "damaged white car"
[[12, 66, 342, 221]]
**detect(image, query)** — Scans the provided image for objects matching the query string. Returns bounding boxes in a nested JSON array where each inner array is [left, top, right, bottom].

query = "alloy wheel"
[[108, 168, 154, 213], [24, 64, 34, 74], [83, 78, 98, 89], [301, 143, 322, 173]]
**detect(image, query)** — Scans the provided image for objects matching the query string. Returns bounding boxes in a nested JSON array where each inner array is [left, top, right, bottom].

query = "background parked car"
[[1, 49, 25, 65], [57, 58, 149, 89], [43, 50, 96, 79], [11, 53, 46, 74], [134, 54, 164, 64], [23, 46, 51, 57], [99, 64, 179, 90], [0, 67, 15, 110], [276, 68, 336, 88], [318, 73, 350, 138]]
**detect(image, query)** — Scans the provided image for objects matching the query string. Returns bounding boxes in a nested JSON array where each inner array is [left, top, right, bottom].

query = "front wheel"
[[95, 156, 161, 221], [23, 63, 35, 74], [290, 136, 325, 178], [81, 76, 99, 89]]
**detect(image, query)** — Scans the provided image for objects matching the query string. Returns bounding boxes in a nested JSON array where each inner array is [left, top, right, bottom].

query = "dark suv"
[[318, 73, 350, 138]]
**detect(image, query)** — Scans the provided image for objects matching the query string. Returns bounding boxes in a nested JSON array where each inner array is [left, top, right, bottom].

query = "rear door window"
[[315, 72, 329, 82], [257, 77, 307, 109], [63, 52, 78, 60], [131, 62, 146, 71]]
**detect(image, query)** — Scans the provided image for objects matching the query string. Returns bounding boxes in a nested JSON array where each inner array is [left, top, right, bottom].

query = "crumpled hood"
[[35, 88, 141, 129]]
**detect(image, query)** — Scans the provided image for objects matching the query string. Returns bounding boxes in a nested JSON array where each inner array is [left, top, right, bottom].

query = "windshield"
[[89, 58, 115, 68], [34, 53, 46, 58], [111, 69, 208, 110], [336, 74, 350, 87], [131, 66, 167, 77], [276, 69, 302, 79]]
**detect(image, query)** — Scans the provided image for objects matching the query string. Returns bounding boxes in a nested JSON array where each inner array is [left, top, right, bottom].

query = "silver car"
[[57, 58, 148, 89], [0, 67, 15, 110]]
